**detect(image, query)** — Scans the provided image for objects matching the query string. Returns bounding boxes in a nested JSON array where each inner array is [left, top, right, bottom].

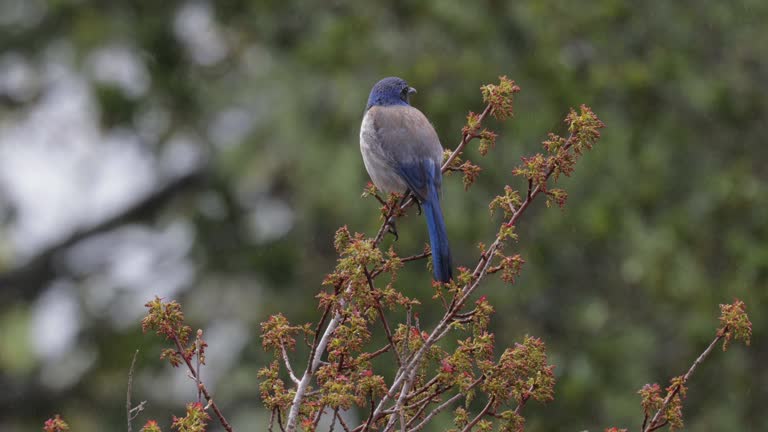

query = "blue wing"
[[365, 105, 452, 281]]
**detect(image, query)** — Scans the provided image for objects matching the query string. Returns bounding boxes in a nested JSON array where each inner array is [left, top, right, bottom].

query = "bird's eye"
[[401, 87, 409, 95]]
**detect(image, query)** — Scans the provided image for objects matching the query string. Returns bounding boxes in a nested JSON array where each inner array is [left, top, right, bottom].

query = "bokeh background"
[[1, 1, 766, 431]]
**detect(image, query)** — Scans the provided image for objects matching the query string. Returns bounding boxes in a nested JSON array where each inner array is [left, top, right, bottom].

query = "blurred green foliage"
[[0, 0, 766, 431]]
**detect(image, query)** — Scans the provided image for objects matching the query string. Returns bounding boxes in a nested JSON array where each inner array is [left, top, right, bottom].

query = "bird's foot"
[[386, 218, 399, 241], [414, 198, 422, 215], [404, 189, 422, 215]]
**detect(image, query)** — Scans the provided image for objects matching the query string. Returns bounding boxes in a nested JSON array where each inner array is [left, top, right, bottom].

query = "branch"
[[443, 104, 493, 171], [286, 305, 341, 431], [196, 334, 203, 403], [281, 344, 301, 385], [642, 330, 726, 432], [364, 267, 401, 367], [513, 384, 535, 415], [400, 376, 483, 432], [170, 334, 233, 432], [336, 410, 352, 432], [403, 385, 451, 428], [405, 375, 439, 403], [459, 397, 495, 432], [370, 250, 431, 279], [405, 393, 463, 432], [126, 350, 146, 432]]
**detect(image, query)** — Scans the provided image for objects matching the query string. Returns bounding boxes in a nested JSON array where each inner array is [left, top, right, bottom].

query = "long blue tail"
[[423, 186, 452, 282]]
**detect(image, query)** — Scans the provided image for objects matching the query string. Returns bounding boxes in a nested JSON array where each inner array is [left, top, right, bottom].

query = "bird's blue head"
[[365, 77, 417, 111]]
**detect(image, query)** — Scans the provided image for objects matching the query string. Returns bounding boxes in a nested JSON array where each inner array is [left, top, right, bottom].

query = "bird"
[[360, 77, 453, 282]]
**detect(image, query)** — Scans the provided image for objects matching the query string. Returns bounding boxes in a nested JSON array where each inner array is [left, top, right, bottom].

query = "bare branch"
[[286, 308, 341, 431], [170, 334, 233, 432], [406, 393, 463, 432], [196, 334, 202, 403], [126, 350, 145, 432], [459, 397, 495, 432], [404, 385, 451, 428], [281, 344, 301, 385], [277, 407, 286, 432], [336, 410, 352, 432]]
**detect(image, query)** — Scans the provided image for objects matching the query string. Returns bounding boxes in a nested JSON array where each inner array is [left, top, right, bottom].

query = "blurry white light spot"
[[0, 52, 39, 101], [209, 108, 253, 149], [0, 69, 156, 257], [30, 281, 80, 360], [86, 44, 150, 98], [248, 198, 294, 243], [174, 1, 228, 66]]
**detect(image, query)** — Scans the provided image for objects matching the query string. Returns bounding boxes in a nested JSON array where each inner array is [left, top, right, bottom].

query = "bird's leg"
[[413, 197, 422, 215], [404, 189, 422, 215], [385, 218, 399, 241], [384, 190, 421, 241]]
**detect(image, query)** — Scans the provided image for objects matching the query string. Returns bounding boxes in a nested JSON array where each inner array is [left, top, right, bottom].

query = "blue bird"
[[360, 77, 452, 282]]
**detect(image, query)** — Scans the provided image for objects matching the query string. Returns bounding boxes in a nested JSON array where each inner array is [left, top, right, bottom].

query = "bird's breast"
[[360, 110, 407, 194]]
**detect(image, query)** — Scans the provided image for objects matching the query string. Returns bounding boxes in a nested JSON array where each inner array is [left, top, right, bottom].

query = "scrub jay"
[[360, 77, 452, 282]]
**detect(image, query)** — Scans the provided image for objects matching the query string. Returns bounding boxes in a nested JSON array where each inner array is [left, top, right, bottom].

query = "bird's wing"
[[367, 105, 444, 200]]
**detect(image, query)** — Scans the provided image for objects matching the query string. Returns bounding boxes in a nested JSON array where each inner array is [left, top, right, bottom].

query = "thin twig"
[[404, 386, 451, 428], [336, 410, 352, 432], [372, 192, 388, 206], [365, 344, 391, 361], [513, 383, 535, 415], [370, 250, 431, 278], [406, 393, 463, 432], [313, 405, 326, 430], [442, 104, 493, 171], [364, 267, 402, 367], [406, 375, 439, 402], [403, 306, 412, 364], [171, 334, 233, 432], [126, 350, 146, 432], [459, 397, 495, 432], [281, 343, 301, 385], [374, 193, 406, 245], [399, 402, 407, 432], [285, 302, 337, 431], [329, 408, 339, 432], [277, 407, 286, 432], [196, 334, 202, 403], [643, 331, 726, 432], [401, 251, 431, 263], [360, 390, 375, 432]]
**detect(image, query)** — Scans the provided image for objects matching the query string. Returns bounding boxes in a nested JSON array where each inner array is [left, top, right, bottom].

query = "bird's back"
[[360, 105, 443, 196]]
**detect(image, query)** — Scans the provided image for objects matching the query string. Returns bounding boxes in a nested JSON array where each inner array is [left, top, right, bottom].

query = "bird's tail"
[[423, 186, 452, 283]]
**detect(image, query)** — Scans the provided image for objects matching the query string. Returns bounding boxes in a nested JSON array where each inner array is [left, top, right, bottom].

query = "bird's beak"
[[408, 87, 417, 95]]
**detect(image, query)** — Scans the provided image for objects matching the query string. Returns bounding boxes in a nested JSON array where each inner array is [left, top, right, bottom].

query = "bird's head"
[[365, 77, 417, 110]]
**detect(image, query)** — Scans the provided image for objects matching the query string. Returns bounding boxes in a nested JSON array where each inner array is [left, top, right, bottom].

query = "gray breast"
[[360, 110, 408, 194]]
